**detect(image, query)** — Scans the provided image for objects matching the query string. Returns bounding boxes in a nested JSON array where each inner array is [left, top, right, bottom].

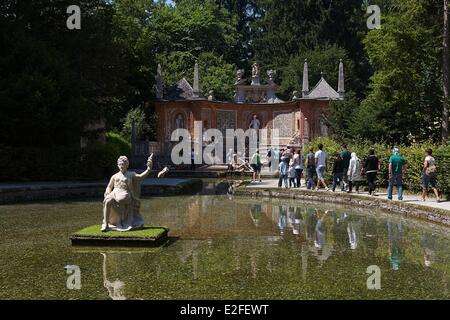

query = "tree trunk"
[[443, 0, 449, 143]]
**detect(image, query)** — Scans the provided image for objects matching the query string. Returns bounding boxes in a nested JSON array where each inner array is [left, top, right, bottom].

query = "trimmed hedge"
[[105, 132, 131, 157], [304, 137, 450, 196], [0, 141, 124, 181]]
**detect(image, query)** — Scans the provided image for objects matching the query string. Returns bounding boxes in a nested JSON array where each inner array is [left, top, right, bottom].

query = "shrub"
[[106, 132, 131, 157], [0, 140, 123, 181]]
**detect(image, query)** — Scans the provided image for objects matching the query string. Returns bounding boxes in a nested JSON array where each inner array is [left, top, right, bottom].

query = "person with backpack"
[[422, 148, 441, 202], [305, 148, 316, 190], [250, 149, 262, 183]]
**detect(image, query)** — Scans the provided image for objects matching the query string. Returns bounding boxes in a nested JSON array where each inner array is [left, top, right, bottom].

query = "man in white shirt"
[[315, 143, 329, 190]]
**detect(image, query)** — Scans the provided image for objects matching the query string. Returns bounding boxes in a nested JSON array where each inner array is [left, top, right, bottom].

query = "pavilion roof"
[[306, 77, 341, 100]]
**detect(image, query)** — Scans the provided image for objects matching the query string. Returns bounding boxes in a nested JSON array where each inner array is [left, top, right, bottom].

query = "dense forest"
[[1, 0, 449, 151]]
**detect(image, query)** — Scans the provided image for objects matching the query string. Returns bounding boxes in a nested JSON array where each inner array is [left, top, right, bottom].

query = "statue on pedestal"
[[252, 63, 259, 77], [267, 69, 276, 84], [235, 69, 245, 85], [101, 154, 168, 232], [251, 63, 260, 86]]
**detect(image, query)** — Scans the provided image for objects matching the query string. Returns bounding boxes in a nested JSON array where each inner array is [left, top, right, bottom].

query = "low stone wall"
[[141, 179, 203, 196], [0, 187, 105, 204], [0, 179, 203, 204], [235, 187, 450, 227]]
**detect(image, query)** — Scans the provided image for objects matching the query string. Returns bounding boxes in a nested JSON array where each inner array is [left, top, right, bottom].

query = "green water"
[[1, 194, 450, 299]]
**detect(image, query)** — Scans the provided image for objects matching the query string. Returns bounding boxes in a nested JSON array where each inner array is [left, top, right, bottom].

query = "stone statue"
[[252, 63, 259, 77], [292, 90, 299, 100], [207, 90, 214, 101], [249, 114, 261, 130], [101, 154, 168, 232], [175, 114, 184, 129], [267, 69, 276, 82], [236, 69, 244, 83]]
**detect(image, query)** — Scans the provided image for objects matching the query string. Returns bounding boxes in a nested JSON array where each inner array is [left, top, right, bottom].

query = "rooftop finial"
[[302, 59, 309, 97], [193, 61, 200, 97], [155, 63, 164, 99], [338, 59, 345, 98]]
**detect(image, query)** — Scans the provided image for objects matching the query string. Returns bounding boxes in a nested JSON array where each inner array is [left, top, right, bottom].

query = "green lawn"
[[73, 225, 168, 239]]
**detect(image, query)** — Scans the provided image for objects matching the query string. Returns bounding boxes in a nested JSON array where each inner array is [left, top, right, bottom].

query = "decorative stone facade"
[[151, 60, 345, 157], [154, 99, 329, 154]]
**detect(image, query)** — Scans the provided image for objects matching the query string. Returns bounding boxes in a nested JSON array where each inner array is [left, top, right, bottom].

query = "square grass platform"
[[70, 225, 169, 247]]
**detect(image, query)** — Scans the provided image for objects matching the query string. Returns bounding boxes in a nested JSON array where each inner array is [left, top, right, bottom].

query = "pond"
[[1, 189, 450, 299]]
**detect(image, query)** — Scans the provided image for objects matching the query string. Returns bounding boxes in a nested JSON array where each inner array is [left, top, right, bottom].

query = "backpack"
[[307, 153, 315, 167], [425, 164, 437, 176], [425, 156, 437, 176]]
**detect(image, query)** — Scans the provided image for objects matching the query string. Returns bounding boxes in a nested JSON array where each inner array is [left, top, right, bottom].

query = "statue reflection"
[[421, 231, 437, 268], [387, 221, 403, 271], [347, 222, 358, 250], [101, 253, 126, 300]]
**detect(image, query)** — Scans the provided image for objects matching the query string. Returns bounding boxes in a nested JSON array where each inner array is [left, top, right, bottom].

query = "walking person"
[[421, 148, 441, 202], [315, 144, 329, 190], [387, 148, 406, 201], [282, 147, 292, 164], [293, 149, 304, 188], [331, 152, 345, 192], [267, 148, 272, 172], [288, 163, 297, 188], [250, 149, 262, 183], [278, 159, 289, 188], [364, 148, 380, 196], [305, 148, 316, 190], [347, 152, 362, 193], [341, 144, 352, 190]]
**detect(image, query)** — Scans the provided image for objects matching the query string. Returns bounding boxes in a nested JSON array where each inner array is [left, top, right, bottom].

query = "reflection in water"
[[250, 204, 262, 227], [1, 194, 450, 299], [101, 253, 126, 300], [422, 231, 436, 268], [347, 222, 358, 250], [387, 221, 403, 271], [278, 206, 287, 235]]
